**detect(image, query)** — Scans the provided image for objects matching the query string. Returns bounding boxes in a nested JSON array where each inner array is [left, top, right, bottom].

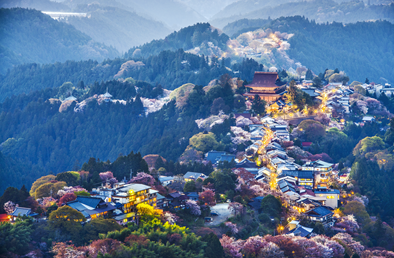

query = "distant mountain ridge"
[[0, 8, 119, 75], [210, 0, 394, 28], [65, 4, 171, 52]]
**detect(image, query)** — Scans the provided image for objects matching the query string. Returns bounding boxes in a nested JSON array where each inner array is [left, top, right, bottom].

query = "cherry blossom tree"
[[99, 171, 114, 182], [259, 242, 284, 258], [332, 233, 364, 256], [129, 172, 155, 186], [225, 222, 238, 235], [228, 202, 244, 216], [220, 235, 244, 258], [86, 239, 122, 258], [185, 200, 201, 216], [161, 211, 180, 225], [336, 215, 360, 233], [57, 186, 88, 197], [4, 201, 17, 215], [242, 235, 268, 256]]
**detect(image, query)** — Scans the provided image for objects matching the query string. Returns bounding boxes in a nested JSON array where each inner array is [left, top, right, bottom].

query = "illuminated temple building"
[[243, 72, 286, 102]]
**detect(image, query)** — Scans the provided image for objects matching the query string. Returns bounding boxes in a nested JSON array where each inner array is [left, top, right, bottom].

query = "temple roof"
[[246, 72, 279, 88]]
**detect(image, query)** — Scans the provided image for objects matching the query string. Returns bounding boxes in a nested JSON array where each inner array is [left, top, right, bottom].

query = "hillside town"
[[3, 69, 394, 258]]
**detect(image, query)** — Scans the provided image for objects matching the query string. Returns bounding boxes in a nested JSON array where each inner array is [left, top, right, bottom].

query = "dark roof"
[[186, 192, 199, 198], [307, 206, 333, 217], [236, 158, 258, 168], [76, 196, 103, 209], [246, 72, 279, 88], [281, 170, 314, 179], [168, 192, 181, 199], [291, 226, 313, 237]]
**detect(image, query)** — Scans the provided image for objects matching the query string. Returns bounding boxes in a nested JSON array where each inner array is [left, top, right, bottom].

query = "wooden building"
[[244, 72, 285, 102]]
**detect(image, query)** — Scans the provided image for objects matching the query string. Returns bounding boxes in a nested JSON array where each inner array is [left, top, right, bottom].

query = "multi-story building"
[[92, 182, 159, 224], [301, 160, 334, 189]]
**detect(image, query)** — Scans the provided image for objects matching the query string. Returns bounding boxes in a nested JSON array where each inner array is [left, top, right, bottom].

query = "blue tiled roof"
[[308, 206, 333, 217], [76, 196, 103, 209], [314, 189, 340, 194]]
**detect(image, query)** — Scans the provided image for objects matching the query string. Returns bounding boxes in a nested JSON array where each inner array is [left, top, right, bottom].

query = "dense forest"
[[125, 23, 229, 59], [224, 16, 394, 84], [0, 50, 265, 100], [0, 73, 244, 193], [0, 8, 119, 75]]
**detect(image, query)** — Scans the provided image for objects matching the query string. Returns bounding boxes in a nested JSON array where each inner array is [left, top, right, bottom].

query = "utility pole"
[[130, 169, 133, 181]]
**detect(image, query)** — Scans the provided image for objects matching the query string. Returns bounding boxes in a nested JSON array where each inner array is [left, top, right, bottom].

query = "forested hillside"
[[211, 0, 394, 29], [0, 8, 119, 75], [0, 152, 43, 195], [224, 16, 394, 84], [268, 16, 394, 84], [126, 23, 229, 59], [0, 49, 264, 101]]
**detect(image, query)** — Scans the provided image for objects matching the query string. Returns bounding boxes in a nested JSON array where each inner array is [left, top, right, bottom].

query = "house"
[[362, 116, 375, 123], [183, 172, 207, 182], [186, 192, 199, 201], [280, 170, 314, 188], [10, 207, 38, 221], [156, 193, 166, 208], [205, 151, 227, 164], [159, 176, 174, 186], [288, 225, 314, 238], [302, 160, 334, 188], [236, 158, 259, 173], [313, 189, 340, 209], [67, 196, 116, 220], [305, 206, 334, 225], [111, 183, 158, 222], [166, 192, 189, 210]]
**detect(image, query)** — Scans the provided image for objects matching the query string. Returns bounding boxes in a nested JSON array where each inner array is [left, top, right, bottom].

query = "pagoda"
[[243, 72, 285, 102]]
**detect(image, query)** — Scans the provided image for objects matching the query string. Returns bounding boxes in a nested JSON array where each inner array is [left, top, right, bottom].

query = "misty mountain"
[[178, 0, 239, 19], [65, 4, 171, 52], [0, 8, 119, 75], [0, 0, 70, 11], [115, 0, 207, 30], [211, 0, 296, 22], [211, 0, 394, 29]]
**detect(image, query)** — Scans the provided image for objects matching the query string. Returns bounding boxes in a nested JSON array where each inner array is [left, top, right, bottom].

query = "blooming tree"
[[259, 242, 284, 258], [242, 235, 267, 256], [161, 211, 180, 225], [99, 171, 115, 182], [225, 222, 238, 235], [185, 200, 201, 216], [129, 172, 155, 186], [4, 201, 17, 215], [57, 186, 88, 197], [332, 233, 364, 256], [220, 235, 244, 258], [228, 202, 244, 216], [336, 215, 360, 233]]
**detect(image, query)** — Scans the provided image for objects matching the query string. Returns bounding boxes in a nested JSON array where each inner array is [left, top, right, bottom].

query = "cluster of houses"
[[238, 114, 342, 236]]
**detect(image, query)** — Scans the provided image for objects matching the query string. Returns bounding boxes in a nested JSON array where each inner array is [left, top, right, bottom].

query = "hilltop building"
[[243, 72, 286, 102]]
